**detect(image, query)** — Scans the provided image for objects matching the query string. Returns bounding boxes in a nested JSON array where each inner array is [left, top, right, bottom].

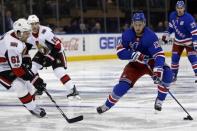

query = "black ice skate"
[[97, 104, 109, 114], [67, 85, 80, 99], [154, 98, 163, 111], [29, 107, 46, 118]]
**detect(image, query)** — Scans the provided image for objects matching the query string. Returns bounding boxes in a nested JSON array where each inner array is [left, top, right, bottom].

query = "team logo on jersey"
[[130, 41, 139, 51], [153, 41, 160, 48], [190, 22, 196, 29], [180, 21, 184, 25]]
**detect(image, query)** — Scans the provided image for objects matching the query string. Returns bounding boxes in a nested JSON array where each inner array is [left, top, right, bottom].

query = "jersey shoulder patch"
[[10, 42, 18, 47], [41, 29, 47, 34], [190, 22, 196, 29]]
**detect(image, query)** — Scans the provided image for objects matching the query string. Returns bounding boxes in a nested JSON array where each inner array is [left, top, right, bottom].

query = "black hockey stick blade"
[[44, 89, 84, 123], [183, 115, 193, 121], [65, 115, 84, 123]]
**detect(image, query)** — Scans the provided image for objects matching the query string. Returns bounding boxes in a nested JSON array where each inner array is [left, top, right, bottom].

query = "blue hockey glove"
[[152, 67, 163, 84], [130, 51, 149, 64]]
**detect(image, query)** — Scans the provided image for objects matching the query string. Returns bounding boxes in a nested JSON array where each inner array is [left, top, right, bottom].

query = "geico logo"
[[99, 36, 121, 49]]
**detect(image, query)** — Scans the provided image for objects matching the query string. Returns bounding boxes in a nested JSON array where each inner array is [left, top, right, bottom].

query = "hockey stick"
[[146, 64, 193, 120], [44, 89, 83, 123]]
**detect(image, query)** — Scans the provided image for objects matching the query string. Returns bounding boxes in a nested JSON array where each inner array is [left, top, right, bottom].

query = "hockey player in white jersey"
[[0, 18, 46, 117], [26, 15, 80, 98]]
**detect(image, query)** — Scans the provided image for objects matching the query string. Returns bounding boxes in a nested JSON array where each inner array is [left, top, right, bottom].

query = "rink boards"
[[54, 33, 186, 61]]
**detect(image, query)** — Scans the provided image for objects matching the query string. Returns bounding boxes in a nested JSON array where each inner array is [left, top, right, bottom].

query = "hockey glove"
[[31, 75, 46, 93], [161, 32, 170, 44], [193, 41, 197, 51], [130, 51, 149, 64], [22, 56, 32, 69], [43, 54, 55, 67], [152, 67, 163, 84]]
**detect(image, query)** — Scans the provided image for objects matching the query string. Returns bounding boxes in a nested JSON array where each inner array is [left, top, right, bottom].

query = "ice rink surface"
[[0, 57, 197, 131]]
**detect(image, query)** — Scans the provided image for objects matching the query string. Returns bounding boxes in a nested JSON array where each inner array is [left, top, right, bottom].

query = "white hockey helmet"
[[13, 18, 31, 33], [28, 14, 39, 24]]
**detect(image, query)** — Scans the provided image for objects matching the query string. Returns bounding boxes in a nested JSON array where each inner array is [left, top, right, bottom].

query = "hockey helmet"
[[176, 1, 185, 8], [13, 18, 31, 33], [132, 11, 146, 22], [28, 15, 39, 24]]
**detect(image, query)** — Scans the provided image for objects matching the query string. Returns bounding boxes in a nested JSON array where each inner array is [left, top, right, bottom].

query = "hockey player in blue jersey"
[[97, 11, 173, 114], [162, 1, 197, 82]]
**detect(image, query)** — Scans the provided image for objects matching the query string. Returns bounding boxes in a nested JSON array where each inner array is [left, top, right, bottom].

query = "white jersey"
[[0, 30, 26, 72], [27, 25, 63, 54]]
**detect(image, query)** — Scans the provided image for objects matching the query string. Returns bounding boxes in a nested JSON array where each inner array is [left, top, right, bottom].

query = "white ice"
[[0, 57, 197, 131]]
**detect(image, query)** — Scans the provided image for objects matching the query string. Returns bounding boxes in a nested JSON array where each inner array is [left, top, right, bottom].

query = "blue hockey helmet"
[[132, 12, 146, 22], [176, 1, 185, 8]]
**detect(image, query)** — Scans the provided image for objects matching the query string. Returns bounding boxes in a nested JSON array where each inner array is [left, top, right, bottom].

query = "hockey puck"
[[183, 115, 193, 120]]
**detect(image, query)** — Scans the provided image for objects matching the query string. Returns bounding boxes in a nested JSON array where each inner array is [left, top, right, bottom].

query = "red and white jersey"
[[0, 30, 26, 72], [27, 25, 63, 54]]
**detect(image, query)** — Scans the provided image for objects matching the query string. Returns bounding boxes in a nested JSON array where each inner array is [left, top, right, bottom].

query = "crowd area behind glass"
[[0, 0, 196, 35]]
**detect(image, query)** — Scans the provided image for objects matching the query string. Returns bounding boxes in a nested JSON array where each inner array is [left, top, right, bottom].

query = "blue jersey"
[[168, 11, 197, 45], [117, 27, 165, 68]]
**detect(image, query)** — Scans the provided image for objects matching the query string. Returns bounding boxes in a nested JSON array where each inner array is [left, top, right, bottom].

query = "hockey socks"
[[155, 84, 169, 111], [157, 84, 168, 101], [105, 81, 131, 109], [171, 52, 180, 81], [188, 54, 197, 76]]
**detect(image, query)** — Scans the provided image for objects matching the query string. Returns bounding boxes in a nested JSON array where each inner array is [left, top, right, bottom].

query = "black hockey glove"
[[43, 54, 55, 67], [161, 31, 170, 44], [31, 75, 46, 93], [22, 56, 32, 69]]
